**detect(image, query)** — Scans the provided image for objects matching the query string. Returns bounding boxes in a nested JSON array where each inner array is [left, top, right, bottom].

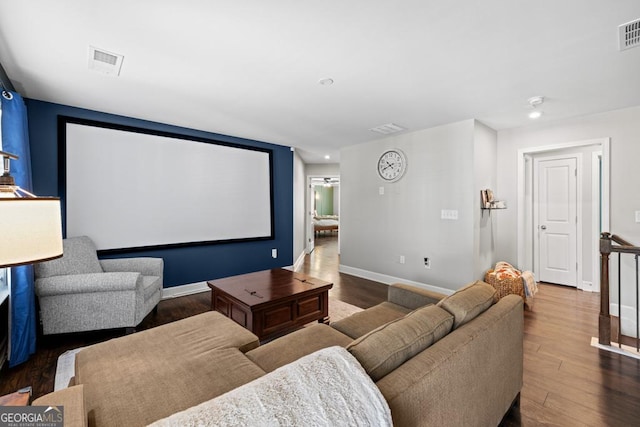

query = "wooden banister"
[[599, 232, 640, 347]]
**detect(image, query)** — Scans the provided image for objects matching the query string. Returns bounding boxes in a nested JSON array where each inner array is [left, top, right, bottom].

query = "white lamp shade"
[[0, 198, 63, 268]]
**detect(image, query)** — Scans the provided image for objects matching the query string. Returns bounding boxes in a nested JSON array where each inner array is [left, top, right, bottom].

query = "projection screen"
[[61, 118, 274, 251]]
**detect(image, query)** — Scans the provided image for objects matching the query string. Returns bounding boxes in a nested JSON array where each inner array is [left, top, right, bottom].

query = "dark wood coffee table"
[[207, 269, 333, 341]]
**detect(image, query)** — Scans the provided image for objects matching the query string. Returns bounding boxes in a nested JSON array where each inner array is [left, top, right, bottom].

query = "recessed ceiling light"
[[527, 96, 544, 119], [528, 110, 543, 119], [318, 78, 334, 86], [324, 155, 331, 160]]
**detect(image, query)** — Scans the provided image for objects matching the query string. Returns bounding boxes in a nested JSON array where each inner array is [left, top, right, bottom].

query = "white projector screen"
[[62, 118, 274, 251]]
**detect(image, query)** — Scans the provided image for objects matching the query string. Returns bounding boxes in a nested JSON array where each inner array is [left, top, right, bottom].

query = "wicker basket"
[[484, 269, 525, 301]]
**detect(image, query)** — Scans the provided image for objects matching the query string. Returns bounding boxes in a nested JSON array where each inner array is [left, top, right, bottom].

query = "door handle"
[[540, 225, 547, 230]]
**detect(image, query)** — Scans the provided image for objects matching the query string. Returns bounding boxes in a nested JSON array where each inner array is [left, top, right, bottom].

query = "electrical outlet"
[[379, 186, 385, 195], [271, 248, 277, 258], [399, 255, 405, 264], [636, 211, 640, 223], [424, 257, 431, 269]]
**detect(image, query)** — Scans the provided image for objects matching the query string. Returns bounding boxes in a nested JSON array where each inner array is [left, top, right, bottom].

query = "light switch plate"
[[441, 209, 459, 220]]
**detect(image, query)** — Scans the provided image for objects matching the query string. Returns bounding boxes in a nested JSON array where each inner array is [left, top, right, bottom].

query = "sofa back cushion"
[[437, 281, 496, 329], [34, 236, 103, 278], [347, 304, 453, 381]]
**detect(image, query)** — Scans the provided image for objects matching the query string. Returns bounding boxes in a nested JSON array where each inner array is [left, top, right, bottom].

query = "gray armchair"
[[34, 236, 163, 335]]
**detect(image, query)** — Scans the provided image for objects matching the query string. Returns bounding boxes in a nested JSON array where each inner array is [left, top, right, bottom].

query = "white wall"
[[496, 105, 640, 307], [473, 121, 498, 279], [340, 119, 493, 292], [306, 163, 340, 176], [292, 151, 307, 267]]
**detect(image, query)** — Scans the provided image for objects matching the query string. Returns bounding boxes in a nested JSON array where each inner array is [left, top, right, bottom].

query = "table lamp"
[[0, 150, 63, 267]]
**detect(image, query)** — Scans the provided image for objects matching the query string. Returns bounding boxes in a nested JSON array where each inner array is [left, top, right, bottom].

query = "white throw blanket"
[[149, 346, 392, 427]]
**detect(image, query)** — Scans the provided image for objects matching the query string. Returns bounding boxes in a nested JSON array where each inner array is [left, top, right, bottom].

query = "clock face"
[[377, 149, 407, 182]]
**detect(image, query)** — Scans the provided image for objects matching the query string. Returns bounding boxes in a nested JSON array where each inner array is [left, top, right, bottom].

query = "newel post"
[[599, 232, 612, 345]]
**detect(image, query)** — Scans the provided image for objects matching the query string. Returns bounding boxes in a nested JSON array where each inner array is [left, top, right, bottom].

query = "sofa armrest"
[[35, 272, 142, 297], [100, 257, 163, 277], [388, 283, 448, 310], [32, 385, 87, 427]]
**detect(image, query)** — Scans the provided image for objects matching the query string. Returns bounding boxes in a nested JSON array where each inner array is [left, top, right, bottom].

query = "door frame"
[[517, 138, 610, 292], [306, 175, 340, 254], [532, 153, 582, 287]]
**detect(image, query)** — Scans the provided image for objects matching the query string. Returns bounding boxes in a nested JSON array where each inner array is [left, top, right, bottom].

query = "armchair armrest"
[[35, 272, 142, 297], [100, 257, 163, 277], [32, 385, 87, 427], [388, 283, 448, 310]]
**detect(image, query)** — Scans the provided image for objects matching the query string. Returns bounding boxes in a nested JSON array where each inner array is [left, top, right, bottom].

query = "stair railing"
[[599, 232, 640, 351]]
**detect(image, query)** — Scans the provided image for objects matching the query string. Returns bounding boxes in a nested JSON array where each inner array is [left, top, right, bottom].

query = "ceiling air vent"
[[88, 46, 124, 76], [618, 18, 640, 51], [369, 123, 406, 135]]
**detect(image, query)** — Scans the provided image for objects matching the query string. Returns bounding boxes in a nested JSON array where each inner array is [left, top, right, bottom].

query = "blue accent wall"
[[26, 99, 293, 287]]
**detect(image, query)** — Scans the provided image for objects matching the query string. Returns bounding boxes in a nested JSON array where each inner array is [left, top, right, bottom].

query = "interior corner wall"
[[473, 121, 497, 279], [26, 99, 294, 288], [495, 105, 640, 299], [340, 119, 477, 292]]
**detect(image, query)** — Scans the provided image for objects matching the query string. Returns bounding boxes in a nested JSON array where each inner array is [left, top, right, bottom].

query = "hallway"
[[299, 234, 387, 309]]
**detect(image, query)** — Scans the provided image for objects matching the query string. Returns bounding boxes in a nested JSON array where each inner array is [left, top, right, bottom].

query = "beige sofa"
[[34, 281, 523, 426]]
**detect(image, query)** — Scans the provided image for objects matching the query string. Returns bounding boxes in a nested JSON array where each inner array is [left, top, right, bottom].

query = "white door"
[[534, 156, 578, 286]]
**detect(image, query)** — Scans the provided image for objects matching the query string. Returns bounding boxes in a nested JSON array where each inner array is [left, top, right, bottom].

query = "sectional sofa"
[[33, 281, 524, 426]]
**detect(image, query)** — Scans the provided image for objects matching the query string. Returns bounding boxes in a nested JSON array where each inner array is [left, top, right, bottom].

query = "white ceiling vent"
[[88, 46, 124, 76], [618, 19, 640, 51], [369, 123, 406, 135]]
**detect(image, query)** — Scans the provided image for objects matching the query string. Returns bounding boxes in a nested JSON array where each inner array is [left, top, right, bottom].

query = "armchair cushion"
[[100, 257, 163, 277], [35, 272, 141, 297], [35, 236, 102, 278]]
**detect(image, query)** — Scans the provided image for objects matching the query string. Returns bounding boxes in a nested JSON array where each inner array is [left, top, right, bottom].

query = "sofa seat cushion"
[[437, 280, 496, 329], [75, 312, 263, 427], [246, 323, 353, 372], [330, 301, 411, 339], [347, 305, 454, 381], [150, 347, 392, 427]]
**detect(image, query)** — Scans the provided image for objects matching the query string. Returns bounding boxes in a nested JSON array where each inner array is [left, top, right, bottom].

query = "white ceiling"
[[1, 1, 639, 163]]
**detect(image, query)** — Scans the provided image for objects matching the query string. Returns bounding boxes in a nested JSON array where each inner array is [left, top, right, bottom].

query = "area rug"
[[54, 298, 363, 391]]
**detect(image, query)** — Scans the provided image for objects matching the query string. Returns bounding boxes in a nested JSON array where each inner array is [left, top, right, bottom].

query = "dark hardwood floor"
[[2, 235, 639, 427]]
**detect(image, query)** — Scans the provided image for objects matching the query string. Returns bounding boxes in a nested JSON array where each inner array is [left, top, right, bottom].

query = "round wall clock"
[[377, 149, 407, 182]]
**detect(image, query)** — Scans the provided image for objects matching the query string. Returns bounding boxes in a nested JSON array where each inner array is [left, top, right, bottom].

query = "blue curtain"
[[1, 90, 37, 367]]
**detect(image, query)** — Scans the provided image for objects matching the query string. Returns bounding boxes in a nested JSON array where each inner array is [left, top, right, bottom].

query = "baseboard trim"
[[292, 250, 306, 271], [338, 264, 454, 296], [162, 282, 209, 299]]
